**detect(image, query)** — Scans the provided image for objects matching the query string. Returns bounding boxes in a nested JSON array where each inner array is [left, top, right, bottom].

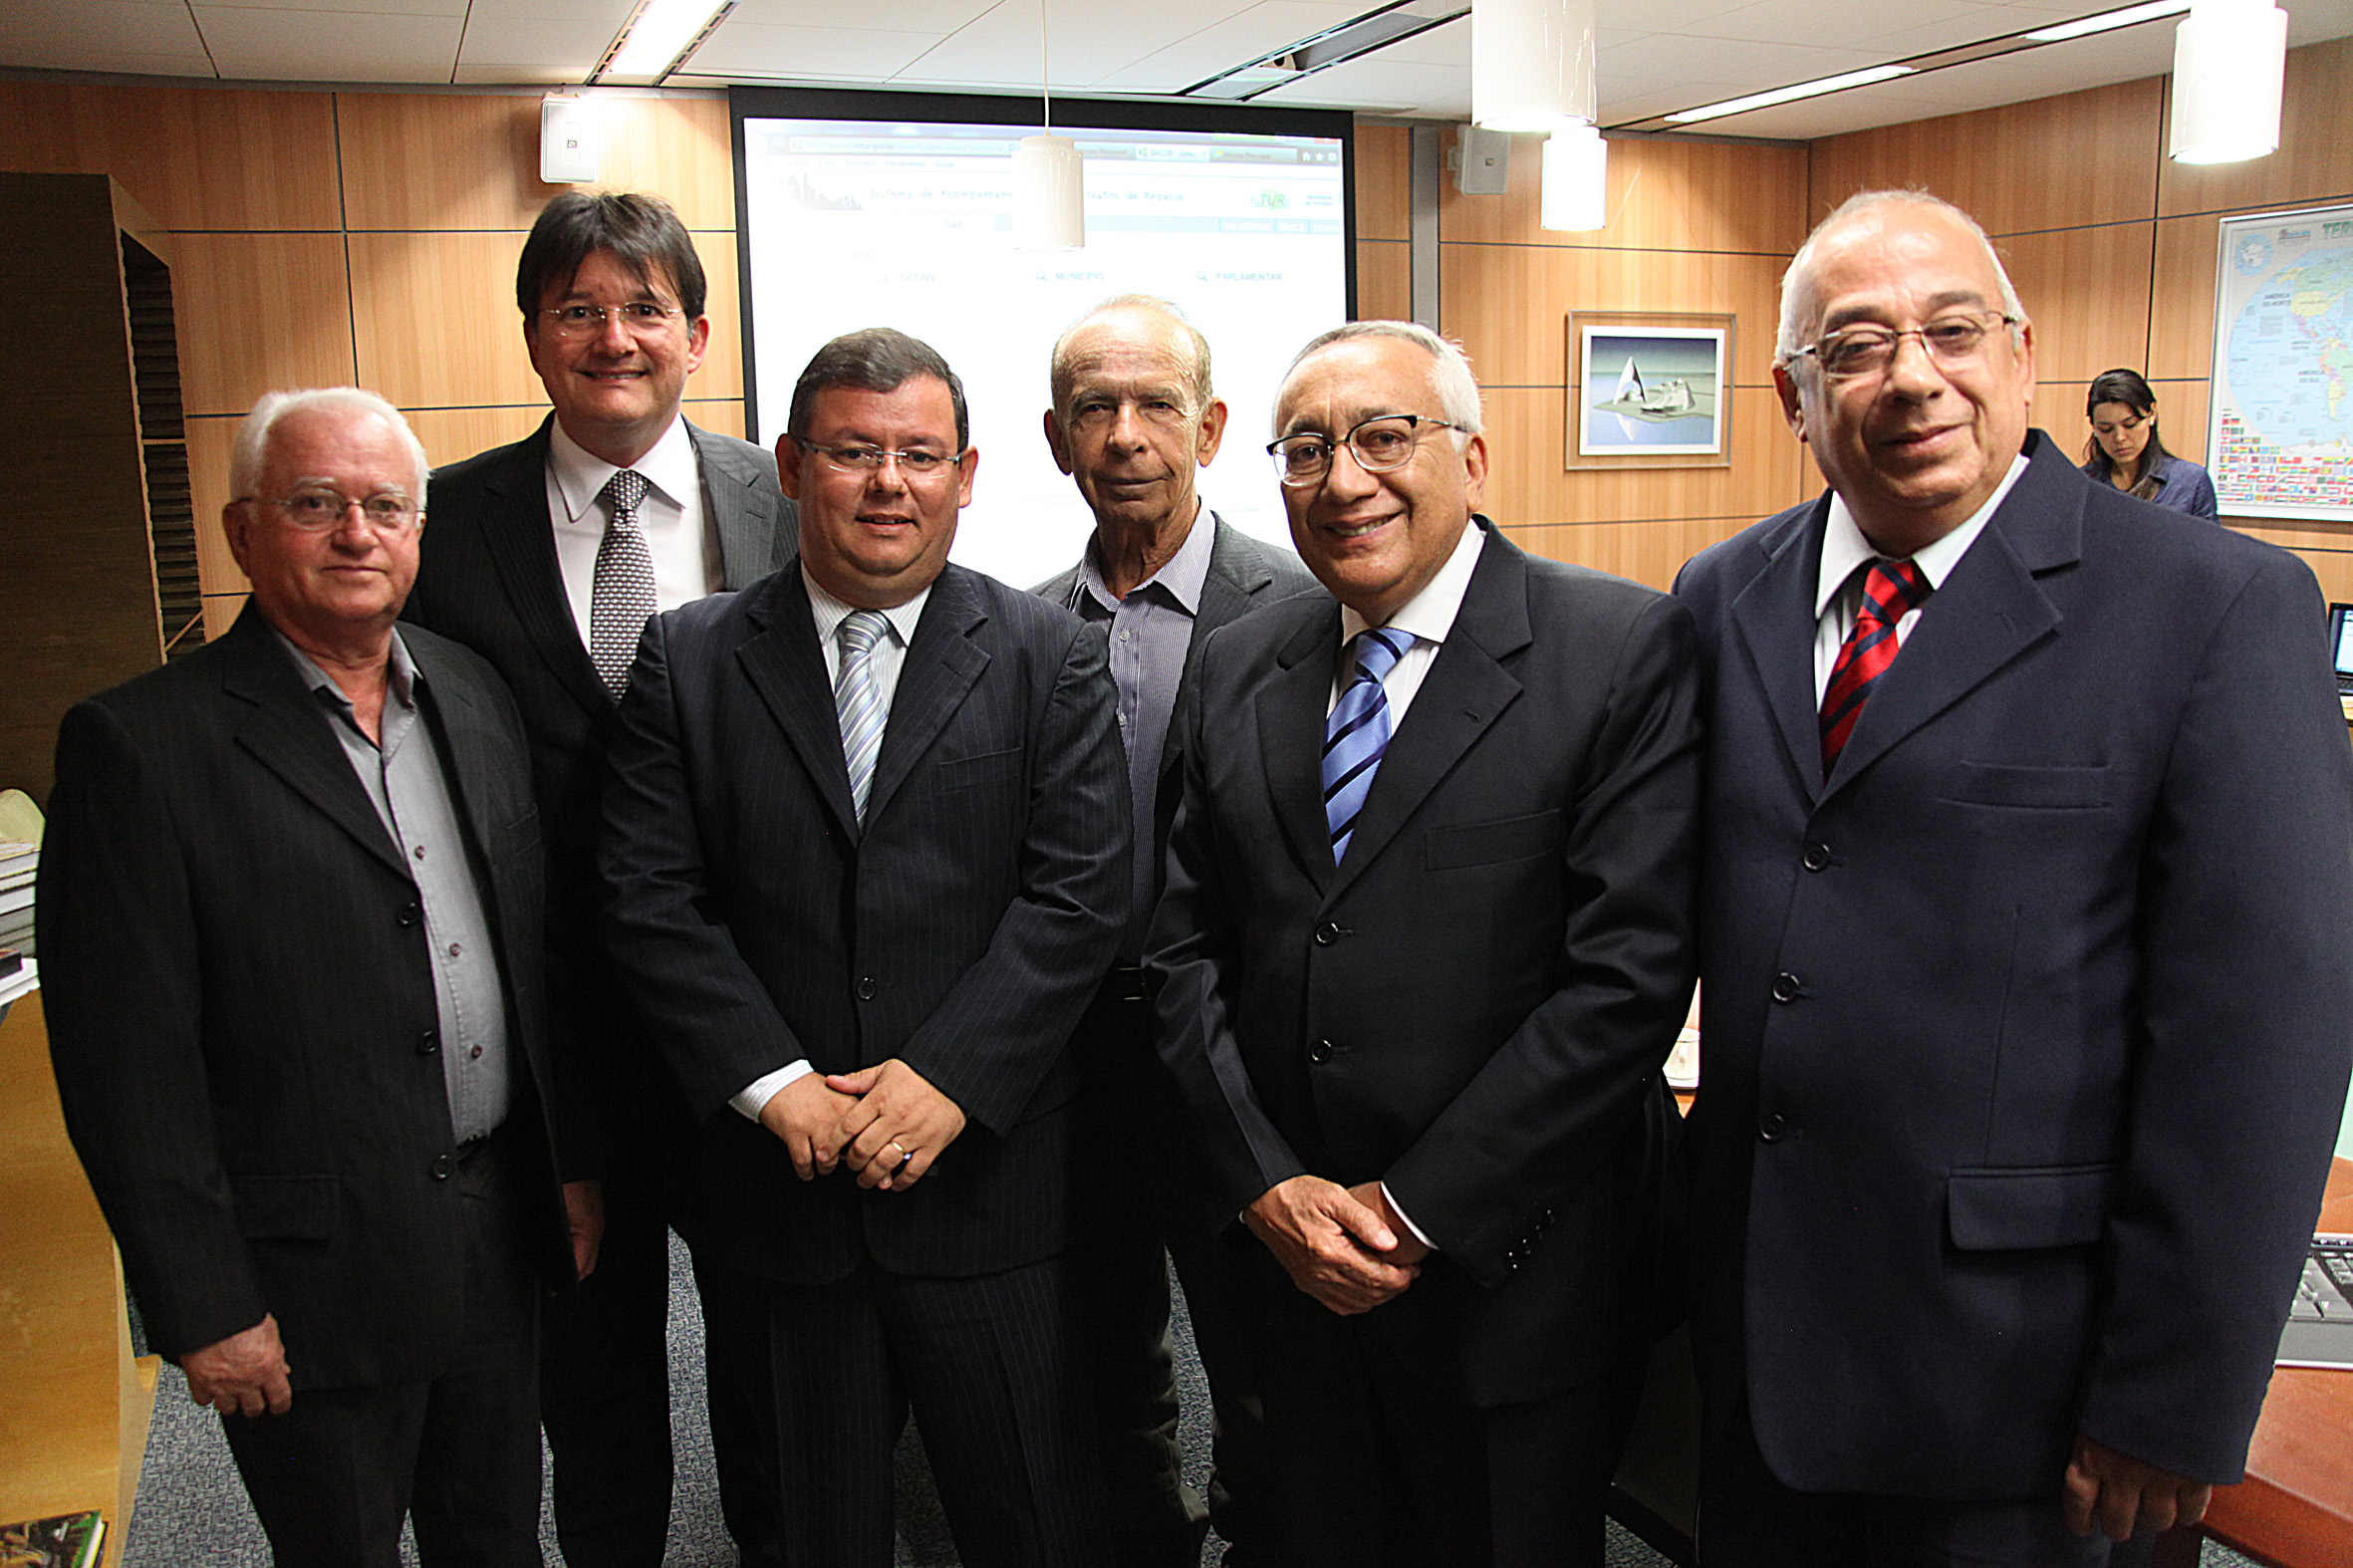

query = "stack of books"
[[0, 840, 36, 1008]]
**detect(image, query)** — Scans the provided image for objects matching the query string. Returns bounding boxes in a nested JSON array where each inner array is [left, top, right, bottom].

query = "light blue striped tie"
[[1323, 627, 1412, 863], [834, 609, 890, 823]]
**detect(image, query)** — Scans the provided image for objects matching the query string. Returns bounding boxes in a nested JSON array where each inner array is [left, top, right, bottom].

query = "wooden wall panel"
[[2147, 212, 2222, 381], [402, 405, 550, 469], [1501, 514, 1757, 591], [1995, 224, 2155, 385], [0, 83, 341, 231], [1355, 124, 1411, 243], [1438, 244, 1787, 390], [184, 417, 246, 596], [350, 228, 742, 409], [1440, 133, 1808, 256], [2158, 37, 2353, 217], [1479, 384, 1807, 528], [336, 94, 737, 232], [1357, 240, 1411, 321], [2157, 377, 2211, 465], [2235, 522, 2353, 604], [1807, 79, 2163, 235], [172, 233, 358, 417]]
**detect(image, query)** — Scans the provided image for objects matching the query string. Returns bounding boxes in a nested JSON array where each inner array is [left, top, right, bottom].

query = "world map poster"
[[2208, 202, 2353, 521]]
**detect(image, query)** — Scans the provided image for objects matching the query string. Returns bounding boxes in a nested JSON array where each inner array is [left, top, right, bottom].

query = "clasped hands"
[[758, 1057, 966, 1191], [1244, 1174, 1431, 1315]]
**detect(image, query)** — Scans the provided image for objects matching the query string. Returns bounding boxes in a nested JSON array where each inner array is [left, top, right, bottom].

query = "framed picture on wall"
[[1567, 312, 1734, 471], [2206, 202, 2353, 522]]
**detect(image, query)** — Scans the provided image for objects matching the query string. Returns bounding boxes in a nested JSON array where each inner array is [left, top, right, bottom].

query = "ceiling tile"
[[1093, 0, 1365, 92], [192, 6, 463, 80], [896, 0, 1230, 88], [211, 0, 462, 13], [0, 0, 212, 69], [724, 0, 999, 29], [456, 16, 616, 72], [461, 0, 633, 20], [1600, 33, 1886, 89], [686, 21, 947, 79], [1252, 52, 1470, 115]]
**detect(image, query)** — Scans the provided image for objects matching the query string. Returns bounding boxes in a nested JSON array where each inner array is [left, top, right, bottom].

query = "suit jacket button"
[[1308, 1038, 1333, 1064], [1758, 1113, 1788, 1142], [857, 976, 878, 1001], [1771, 972, 1802, 1003], [1314, 921, 1341, 946], [397, 904, 420, 926], [416, 1029, 438, 1056], [1802, 842, 1832, 872], [431, 1152, 456, 1179]]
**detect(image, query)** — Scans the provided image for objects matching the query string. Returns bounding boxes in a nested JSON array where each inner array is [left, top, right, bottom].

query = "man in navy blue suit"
[[1675, 190, 2353, 1566]]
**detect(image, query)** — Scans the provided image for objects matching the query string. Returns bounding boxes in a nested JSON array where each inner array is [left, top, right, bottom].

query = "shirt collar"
[[1813, 454, 2030, 620], [1076, 502, 1216, 617], [802, 565, 931, 653], [271, 624, 418, 713], [548, 412, 695, 525], [1339, 514, 1488, 650]]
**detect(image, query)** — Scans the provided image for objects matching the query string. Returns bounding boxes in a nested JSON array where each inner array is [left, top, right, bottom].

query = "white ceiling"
[[1, 0, 2348, 140]]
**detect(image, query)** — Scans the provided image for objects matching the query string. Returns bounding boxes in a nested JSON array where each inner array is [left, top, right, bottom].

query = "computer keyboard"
[[2290, 1235, 2353, 1322]]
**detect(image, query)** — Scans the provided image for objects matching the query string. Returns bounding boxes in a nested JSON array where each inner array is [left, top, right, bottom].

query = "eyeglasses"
[[1787, 310, 2020, 380], [792, 437, 965, 479], [539, 302, 683, 340], [246, 490, 423, 533], [1267, 413, 1462, 487]]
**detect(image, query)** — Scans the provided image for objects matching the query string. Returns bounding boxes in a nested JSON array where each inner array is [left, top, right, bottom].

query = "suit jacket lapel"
[[474, 418, 611, 714], [1256, 597, 1344, 889], [735, 570, 863, 838], [406, 635, 506, 863], [1727, 498, 1834, 800], [1824, 442, 2077, 794], [1327, 526, 1527, 905], [693, 423, 790, 589], [866, 569, 990, 827], [218, 608, 410, 879]]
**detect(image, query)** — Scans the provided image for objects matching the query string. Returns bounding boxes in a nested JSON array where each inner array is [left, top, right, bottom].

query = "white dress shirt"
[[730, 568, 934, 1121], [545, 413, 720, 636], [1811, 455, 2029, 701]]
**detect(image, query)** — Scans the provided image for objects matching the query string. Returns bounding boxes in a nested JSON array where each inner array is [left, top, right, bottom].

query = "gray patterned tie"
[[590, 468, 655, 702], [835, 610, 891, 823]]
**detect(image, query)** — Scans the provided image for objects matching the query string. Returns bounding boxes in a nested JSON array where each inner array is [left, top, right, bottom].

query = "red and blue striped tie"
[[1820, 558, 1931, 773]]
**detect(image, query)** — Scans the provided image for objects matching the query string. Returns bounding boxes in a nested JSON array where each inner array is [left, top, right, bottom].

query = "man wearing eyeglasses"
[[1673, 191, 2353, 1566], [1033, 295, 1316, 1568], [1147, 321, 1701, 1566], [601, 328, 1129, 1566], [43, 389, 582, 1565], [403, 191, 796, 1568]]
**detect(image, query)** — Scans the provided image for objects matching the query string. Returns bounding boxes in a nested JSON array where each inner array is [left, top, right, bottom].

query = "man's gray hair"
[[1280, 321, 1484, 436], [1048, 294, 1214, 413], [230, 388, 430, 504], [1775, 189, 2027, 364]]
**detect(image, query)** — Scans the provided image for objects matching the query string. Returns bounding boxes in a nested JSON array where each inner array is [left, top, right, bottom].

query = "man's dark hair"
[[787, 328, 969, 450], [515, 191, 706, 322]]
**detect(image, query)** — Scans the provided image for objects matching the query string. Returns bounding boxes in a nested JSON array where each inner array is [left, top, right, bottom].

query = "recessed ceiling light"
[[598, 0, 734, 84], [1664, 65, 1916, 124], [2024, 0, 2193, 45]]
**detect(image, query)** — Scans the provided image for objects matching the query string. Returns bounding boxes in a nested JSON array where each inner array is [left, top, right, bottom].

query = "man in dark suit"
[[41, 389, 586, 1566], [602, 328, 1129, 1567], [1148, 321, 1701, 1567], [1674, 191, 2353, 1566], [402, 190, 796, 1568], [1034, 294, 1315, 1568]]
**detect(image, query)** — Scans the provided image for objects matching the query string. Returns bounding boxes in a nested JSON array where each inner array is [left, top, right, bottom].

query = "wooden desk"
[[2161, 1157, 2353, 1568], [0, 991, 158, 1562]]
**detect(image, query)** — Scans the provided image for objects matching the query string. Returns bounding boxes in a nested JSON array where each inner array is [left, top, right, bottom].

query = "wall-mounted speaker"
[[541, 96, 602, 185]]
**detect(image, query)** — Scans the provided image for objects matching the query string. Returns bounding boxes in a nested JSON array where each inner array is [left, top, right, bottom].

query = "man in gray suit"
[[1034, 294, 1315, 1567], [403, 191, 796, 1568], [44, 389, 583, 1566]]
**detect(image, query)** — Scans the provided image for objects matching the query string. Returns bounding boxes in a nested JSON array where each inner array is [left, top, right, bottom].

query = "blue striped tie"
[[1323, 627, 1413, 863], [835, 609, 890, 823]]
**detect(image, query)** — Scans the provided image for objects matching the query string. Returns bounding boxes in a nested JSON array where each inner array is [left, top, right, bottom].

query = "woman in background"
[[2082, 367, 2221, 519]]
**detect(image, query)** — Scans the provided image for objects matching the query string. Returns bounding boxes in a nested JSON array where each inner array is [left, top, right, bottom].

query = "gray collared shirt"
[[1067, 508, 1215, 960], [276, 628, 511, 1142]]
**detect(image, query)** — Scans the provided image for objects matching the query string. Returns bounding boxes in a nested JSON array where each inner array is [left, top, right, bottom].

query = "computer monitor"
[[2329, 603, 2353, 685]]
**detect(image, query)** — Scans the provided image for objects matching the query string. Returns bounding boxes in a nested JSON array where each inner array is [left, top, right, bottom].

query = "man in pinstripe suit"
[[601, 328, 1131, 1567]]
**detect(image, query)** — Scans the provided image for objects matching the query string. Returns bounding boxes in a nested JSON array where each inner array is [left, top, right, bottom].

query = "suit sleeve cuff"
[[730, 1060, 814, 1121]]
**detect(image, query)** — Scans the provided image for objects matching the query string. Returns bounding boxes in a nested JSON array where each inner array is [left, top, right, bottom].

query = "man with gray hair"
[[42, 388, 586, 1564], [1675, 190, 2353, 1564], [1148, 320, 1701, 1565], [1035, 293, 1314, 1567]]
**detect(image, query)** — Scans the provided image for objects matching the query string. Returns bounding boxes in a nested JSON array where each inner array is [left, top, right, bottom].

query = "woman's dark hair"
[[515, 192, 706, 322], [2082, 367, 2173, 498]]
